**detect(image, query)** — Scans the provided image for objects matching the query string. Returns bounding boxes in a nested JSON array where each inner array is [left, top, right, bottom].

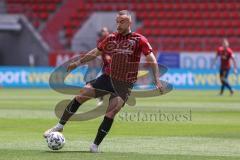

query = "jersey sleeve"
[[97, 35, 109, 51], [140, 36, 153, 56], [228, 48, 234, 58]]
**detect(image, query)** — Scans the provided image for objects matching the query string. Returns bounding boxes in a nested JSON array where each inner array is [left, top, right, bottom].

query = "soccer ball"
[[46, 132, 65, 150]]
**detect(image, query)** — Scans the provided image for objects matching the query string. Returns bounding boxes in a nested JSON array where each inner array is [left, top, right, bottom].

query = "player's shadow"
[[44, 150, 91, 153], [44, 151, 138, 154], [44, 151, 92, 154]]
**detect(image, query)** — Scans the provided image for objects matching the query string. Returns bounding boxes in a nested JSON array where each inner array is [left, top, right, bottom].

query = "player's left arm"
[[140, 35, 163, 92], [145, 53, 163, 92], [231, 56, 238, 74], [229, 49, 238, 74], [211, 49, 219, 68]]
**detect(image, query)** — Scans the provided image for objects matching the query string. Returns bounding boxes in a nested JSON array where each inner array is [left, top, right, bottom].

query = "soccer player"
[[44, 10, 163, 152], [212, 38, 237, 95]]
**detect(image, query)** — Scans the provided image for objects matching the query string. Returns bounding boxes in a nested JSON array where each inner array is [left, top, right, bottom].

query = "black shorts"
[[89, 74, 133, 102]]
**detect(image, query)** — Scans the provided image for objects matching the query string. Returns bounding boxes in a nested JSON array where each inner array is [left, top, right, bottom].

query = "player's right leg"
[[223, 69, 233, 95], [90, 79, 133, 152], [220, 69, 233, 95], [219, 69, 225, 95], [43, 84, 95, 138], [90, 96, 125, 153]]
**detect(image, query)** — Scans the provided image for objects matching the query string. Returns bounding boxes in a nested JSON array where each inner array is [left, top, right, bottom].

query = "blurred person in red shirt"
[[212, 38, 237, 95], [96, 27, 110, 105]]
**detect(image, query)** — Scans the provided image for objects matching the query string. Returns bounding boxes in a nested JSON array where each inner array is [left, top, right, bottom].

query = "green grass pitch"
[[0, 89, 240, 160]]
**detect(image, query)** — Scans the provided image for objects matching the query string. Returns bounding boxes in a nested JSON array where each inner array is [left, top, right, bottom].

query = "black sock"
[[59, 98, 81, 125], [94, 116, 114, 145]]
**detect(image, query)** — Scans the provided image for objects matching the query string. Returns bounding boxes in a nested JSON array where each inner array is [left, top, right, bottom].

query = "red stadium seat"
[[65, 28, 74, 37], [64, 20, 71, 28], [47, 4, 56, 11], [39, 12, 49, 20], [33, 20, 40, 28]]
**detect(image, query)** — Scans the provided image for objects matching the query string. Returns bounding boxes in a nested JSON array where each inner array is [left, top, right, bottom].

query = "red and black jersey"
[[97, 32, 152, 83], [217, 46, 234, 70]]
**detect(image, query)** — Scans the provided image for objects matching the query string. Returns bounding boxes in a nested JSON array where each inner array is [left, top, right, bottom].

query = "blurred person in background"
[[212, 38, 237, 95], [84, 27, 110, 105], [96, 27, 110, 105]]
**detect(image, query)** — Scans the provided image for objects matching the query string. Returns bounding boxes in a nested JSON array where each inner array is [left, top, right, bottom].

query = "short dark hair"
[[118, 10, 131, 21], [118, 10, 131, 17]]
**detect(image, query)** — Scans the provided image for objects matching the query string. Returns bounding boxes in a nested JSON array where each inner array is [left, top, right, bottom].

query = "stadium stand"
[[5, 0, 240, 51], [6, 0, 62, 29], [0, 0, 6, 13]]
